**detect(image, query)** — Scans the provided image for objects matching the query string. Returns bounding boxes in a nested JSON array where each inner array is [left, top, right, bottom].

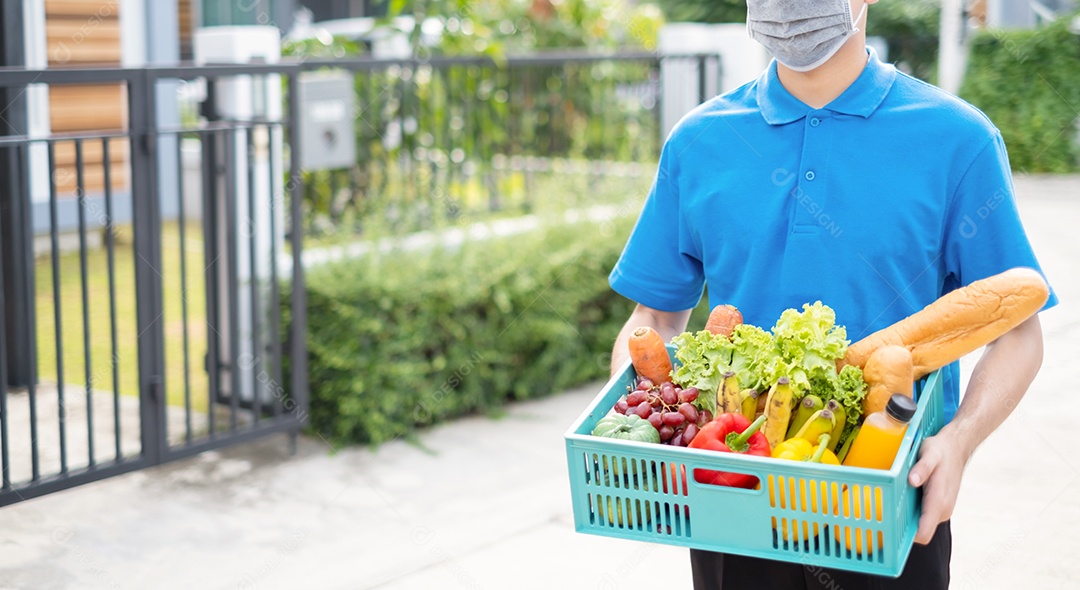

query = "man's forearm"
[[610, 305, 692, 376], [940, 314, 1044, 458]]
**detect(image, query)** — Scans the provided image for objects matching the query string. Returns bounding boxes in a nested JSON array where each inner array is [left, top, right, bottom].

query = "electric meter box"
[[297, 73, 357, 171]]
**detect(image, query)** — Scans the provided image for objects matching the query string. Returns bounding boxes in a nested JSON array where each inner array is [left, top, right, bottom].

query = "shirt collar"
[[756, 46, 898, 125]]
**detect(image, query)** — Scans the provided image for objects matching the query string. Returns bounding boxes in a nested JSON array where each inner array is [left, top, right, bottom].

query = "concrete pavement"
[[0, 175, 1078, 589]]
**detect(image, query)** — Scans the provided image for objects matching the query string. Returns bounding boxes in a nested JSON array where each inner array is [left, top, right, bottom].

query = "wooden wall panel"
[[45, 0, 127, 194], [178, 0, 193, 60]]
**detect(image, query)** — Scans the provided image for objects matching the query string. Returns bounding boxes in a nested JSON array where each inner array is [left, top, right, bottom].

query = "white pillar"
[[658, 23, 769, 138], [938, 0, 968, 95], [194, 27, 284, 405]]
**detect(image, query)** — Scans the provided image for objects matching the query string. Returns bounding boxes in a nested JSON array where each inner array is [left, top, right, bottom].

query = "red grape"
[[637, 377, 654, 390], [678, 387, 699, 403], [634, 402, 652, 419], [683, 424, 699, 445], [661, 388, 678, 406], [626, 391, 646, 407], [649, 395, 663, 409], [702, 410, 714, 423], [658, 425, 675, 442], [647, 413, 663, 429], [662, 412, 685, 427], [671, 433, 687, 447], [614, 400, 629, 414], [678, 403, 698, 423]]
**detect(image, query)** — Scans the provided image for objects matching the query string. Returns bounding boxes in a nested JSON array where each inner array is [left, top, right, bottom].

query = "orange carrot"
[[629, 327, 673, 384], [704, 304, 743, 338]]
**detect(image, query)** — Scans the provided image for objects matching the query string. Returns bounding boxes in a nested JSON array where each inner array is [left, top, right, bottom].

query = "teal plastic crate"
[[564, 347, 945, 577]]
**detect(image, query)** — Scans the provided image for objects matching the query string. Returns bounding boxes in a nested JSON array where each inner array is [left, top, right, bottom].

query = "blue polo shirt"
[[610, 48, 1058, 423]]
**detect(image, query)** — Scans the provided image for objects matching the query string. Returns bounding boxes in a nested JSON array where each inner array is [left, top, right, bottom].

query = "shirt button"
[[810, 117, 821, 127], [805, 170, 816, 181]]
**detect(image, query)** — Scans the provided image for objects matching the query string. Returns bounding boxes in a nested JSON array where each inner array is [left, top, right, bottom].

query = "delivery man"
[[607, 0, 1058, 588]]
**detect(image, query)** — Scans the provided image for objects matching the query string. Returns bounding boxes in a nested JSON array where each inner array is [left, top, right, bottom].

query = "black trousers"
[[690, 521, 951, 590]]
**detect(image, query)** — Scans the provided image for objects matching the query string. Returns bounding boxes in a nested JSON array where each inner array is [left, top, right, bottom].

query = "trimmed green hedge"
[[961, 16, 1080, 172], [300, 217, 668, 445]]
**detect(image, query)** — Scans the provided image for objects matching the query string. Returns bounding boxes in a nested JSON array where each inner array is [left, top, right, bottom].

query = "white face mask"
[[746, 0, 868, 72]]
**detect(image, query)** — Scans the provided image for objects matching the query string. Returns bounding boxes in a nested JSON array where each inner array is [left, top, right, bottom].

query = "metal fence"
[[0, 50, 716, 506], [294, 52, 715, 240], [0, 63, 308, 506]]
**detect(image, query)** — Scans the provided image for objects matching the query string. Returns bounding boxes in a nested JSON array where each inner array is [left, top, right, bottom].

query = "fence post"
[[0, 0, 34, 389], [129, 70, 168, 463], [698, 55, 708, 105], [287, 71, 309, 425]]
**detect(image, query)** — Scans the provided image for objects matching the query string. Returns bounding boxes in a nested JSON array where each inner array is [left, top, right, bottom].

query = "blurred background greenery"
[[37, 0, 1073, 446], [280, 0, 1080, 445]]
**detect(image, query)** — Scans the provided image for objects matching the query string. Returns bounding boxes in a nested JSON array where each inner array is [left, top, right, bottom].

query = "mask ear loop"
[[851, 2, 869, 33]]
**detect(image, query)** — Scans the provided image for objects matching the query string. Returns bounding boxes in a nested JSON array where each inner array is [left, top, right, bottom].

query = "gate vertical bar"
[[0, 146, 9, 489], [224, 129, 240, 432], [266, 125, 283, 418], [174, 134, 193, 443], [129, 72, 167, 464], [75, 139, 95, 467], [697, 56, 707, 105], [287, 72, 308, 423], [46, 141, 67, 475], [102, 137, 122, 460], [200, 126, 219, 438], [246, 125, 261, 424]]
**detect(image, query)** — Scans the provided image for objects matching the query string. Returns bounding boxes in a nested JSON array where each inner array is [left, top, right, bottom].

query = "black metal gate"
[[0, 63, 308, 506]]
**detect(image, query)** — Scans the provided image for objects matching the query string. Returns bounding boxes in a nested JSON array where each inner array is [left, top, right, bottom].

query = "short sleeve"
[[608, 140, 705, 311], [942, 132, 1059, 309]]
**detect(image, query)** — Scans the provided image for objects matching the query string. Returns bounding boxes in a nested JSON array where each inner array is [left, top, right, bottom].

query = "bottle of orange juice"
[[842, 394, 917, 470]]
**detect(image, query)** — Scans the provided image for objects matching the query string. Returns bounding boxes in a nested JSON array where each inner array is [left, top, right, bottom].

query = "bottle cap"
[[885, 394, 917, 423]]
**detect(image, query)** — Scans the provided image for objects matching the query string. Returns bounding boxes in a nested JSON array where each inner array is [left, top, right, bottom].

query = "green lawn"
[[34, 222, 209, 411]]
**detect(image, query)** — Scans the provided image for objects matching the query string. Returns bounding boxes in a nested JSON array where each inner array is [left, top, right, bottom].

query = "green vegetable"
[[728, 323, 776, 392], [762, 301, 849, 396], [591, 414, 661, 443], [671, 330, 734, 414], [671, 323, 778, 415], [672, 302, 865, 429], [808, 363, 868, 444]]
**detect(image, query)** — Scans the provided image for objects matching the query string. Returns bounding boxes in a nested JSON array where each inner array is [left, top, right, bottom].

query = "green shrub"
[[961, 17, 1080, 173], [866, 0, 940, 81], [297, 216, 690, 445]]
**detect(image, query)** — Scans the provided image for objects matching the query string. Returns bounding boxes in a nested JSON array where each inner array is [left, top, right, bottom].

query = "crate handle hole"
[[692, 467, 761, 492]]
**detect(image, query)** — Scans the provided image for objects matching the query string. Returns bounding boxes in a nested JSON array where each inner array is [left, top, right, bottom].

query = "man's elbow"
[[1005, 314, 1044, 371]]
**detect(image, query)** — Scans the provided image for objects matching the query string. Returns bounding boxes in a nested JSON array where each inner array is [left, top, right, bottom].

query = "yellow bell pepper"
[[770, 435, 840, 543], [771, 435, 840, 465]]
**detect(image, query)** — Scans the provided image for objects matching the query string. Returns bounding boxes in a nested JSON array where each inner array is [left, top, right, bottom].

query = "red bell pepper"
[[688, 413, 770, 489]]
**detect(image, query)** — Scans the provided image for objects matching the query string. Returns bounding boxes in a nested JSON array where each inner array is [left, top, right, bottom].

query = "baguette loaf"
[[862, 345, 914, 416], [843, 267, 1049, 378]]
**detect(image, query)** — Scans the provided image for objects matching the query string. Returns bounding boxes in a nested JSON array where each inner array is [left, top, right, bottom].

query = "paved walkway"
[[0, 176, 1078, 589]]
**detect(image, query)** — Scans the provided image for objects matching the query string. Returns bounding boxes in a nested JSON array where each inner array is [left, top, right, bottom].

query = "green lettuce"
[[672, 302, 863, 421], [671, 330, 733, 414], [808, 364, 868, 429], [766, 302, 849, 395], [728, 324, 776, 392]]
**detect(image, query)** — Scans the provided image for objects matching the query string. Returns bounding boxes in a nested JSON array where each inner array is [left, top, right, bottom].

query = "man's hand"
[[908, 429, 974, 544]]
